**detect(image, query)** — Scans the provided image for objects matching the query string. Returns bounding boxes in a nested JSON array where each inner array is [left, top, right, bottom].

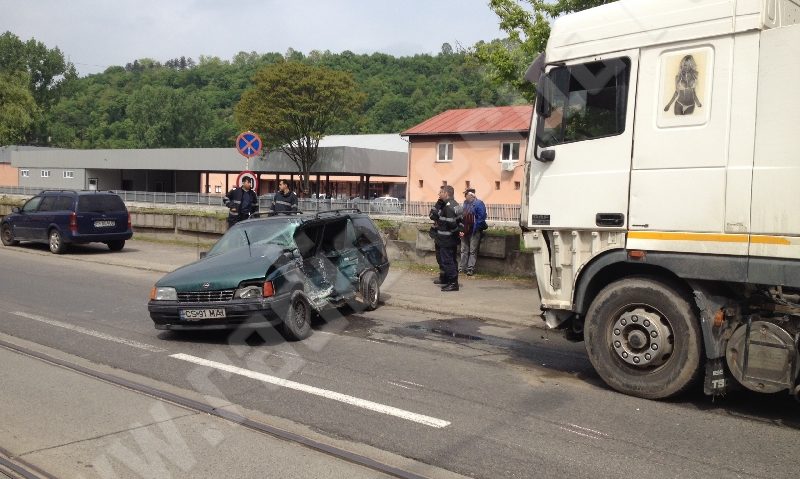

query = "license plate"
[[179, 308, 226, 320], [94, 220, 115, 228]]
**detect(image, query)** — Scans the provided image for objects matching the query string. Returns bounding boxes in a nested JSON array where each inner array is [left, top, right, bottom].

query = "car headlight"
[[150, 286, 177, 301], [234, 285, 263, 299]]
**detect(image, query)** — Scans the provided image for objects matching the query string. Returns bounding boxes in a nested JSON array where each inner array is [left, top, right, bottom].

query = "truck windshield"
[[536, 57, 630, 148]]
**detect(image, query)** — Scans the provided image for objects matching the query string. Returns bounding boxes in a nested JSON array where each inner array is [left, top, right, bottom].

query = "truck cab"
[[522, 0, 800, 399]]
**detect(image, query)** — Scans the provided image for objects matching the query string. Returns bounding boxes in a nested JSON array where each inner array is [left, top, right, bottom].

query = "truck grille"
[[178, 289, 235, 303]]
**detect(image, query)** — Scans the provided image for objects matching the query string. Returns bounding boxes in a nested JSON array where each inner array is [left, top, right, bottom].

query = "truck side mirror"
[[535, 73, 553, 119], [539, 150, 556, 162]]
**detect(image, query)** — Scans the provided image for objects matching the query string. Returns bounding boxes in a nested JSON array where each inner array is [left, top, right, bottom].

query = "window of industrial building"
[[501, 142, 520, 162], [63, 170, 74, 179], [41, 170, 50, 178], [20, 169, 29, 177], [437, 142, 453, 162]]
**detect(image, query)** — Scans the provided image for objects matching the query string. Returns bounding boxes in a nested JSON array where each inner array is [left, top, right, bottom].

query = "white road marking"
[[171, 353, 451, 428], [559, 423, 609, 440], [388, 381, 412, 390], [11, 311, 166, 353], [569, 423, 609, 437], [398, 380, 425, 388]]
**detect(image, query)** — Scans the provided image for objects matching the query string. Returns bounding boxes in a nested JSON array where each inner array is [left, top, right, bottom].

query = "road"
[[0, 243, 797, 479]]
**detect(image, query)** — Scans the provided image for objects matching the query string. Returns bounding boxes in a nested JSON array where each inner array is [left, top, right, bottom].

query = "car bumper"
[[148, 294, 291, 331], [67, 230, 133, 244]]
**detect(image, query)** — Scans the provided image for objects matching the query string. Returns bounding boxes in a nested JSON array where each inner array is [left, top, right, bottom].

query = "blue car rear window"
[[77, 195, 126, 213]]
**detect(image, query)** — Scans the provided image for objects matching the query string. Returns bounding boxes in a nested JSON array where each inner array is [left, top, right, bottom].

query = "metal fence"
[[0, 187, 521, 223]]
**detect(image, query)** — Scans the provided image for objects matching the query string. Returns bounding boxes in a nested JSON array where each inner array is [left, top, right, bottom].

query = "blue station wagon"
[[1, 190, 133, 254], [148, 210, 390, 340]]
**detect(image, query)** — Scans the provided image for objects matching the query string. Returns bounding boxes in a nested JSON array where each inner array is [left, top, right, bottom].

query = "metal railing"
[[0, 187, 521, 223]]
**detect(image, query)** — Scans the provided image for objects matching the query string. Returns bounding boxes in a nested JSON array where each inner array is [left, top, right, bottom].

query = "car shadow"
[[11, 241, 128, 255]]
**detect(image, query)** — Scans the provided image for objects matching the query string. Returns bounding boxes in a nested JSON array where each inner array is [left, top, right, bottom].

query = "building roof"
[[402, 106, 533, 137], [318, 134, 408, 152]]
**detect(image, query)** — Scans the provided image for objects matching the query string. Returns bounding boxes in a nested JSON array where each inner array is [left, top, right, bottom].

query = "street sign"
[[236, 171, 258, 193], [236, 131, 262, 158]]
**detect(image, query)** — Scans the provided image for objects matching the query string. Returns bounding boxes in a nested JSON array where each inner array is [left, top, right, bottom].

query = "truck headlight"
[[150, 286, 177, 301]]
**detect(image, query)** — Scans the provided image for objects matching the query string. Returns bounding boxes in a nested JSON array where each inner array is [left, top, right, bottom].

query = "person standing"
[[429, 195, 447, 285], [224, 176, 258, 229], [433, 185, 462, 292], [459, 188, 487, 276], [270, 179, 298, 215]]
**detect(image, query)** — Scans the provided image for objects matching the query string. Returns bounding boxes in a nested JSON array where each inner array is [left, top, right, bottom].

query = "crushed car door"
[[318, 218, 360, 295]]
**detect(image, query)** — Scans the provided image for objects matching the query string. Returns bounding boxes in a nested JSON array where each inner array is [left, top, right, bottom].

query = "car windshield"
[[208, 218, 301, 256]]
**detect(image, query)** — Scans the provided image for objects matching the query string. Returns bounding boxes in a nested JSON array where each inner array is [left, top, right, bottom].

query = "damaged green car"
[[148, 210, 389, 340]]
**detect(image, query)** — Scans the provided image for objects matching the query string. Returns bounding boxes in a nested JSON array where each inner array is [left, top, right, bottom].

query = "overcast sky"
[[1, 0, 506, 76]]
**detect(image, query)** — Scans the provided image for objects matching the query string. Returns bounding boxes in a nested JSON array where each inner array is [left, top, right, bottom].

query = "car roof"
[[246, 209, 369, 225], [39, 190, 121, 196]]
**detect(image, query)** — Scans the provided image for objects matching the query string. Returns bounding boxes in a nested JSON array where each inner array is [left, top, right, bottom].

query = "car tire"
[[1, 224, 18, 246], [584, 277, 702, 400], [361, 270, 380, 311], [48, 229, 67, 254], [282, 295, 312, 341], [107, 240, 125, 251]]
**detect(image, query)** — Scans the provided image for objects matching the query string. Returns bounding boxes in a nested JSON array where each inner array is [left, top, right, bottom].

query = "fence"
[[0, 187, 521, 223]]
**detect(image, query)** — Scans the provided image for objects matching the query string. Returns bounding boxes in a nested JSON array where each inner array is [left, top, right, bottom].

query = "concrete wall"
[[85, 169, 121, 191], [19, 167, 87, 189]]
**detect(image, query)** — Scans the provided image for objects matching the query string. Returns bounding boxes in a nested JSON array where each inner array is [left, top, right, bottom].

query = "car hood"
[[156, 243, 288, 292]]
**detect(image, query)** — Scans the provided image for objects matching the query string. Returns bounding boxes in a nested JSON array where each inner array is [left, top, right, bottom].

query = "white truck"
[[521, 0, 800, 399]]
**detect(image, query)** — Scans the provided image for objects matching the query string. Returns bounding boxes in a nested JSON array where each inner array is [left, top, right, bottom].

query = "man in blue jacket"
[[224, 176, 259, 229], [459, 188, 487, 276]]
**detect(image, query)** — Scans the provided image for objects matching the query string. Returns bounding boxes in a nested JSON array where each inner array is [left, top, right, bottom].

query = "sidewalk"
[[23, 238, 546, 330]]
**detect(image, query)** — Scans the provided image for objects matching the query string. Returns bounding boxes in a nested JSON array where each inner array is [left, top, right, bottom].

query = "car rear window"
[[77, 195, 126, 213]]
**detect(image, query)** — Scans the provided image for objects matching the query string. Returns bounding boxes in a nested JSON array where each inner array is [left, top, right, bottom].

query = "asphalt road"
[[0, 243, 798, 479]]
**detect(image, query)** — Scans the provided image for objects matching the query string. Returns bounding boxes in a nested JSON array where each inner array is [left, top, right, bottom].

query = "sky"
[[0, 0, 506, 76]]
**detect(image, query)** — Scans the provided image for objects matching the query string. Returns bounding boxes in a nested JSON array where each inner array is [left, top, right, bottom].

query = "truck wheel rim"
[[611, 307, 673, 367]]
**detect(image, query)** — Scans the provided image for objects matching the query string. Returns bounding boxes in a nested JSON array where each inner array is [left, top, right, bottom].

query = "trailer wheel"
[[584, 277, 702, 399]]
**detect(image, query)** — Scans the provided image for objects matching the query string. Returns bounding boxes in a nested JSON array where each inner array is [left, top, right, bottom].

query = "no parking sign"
[[236, 170, 258, 194], [236, 131, 262, 158]]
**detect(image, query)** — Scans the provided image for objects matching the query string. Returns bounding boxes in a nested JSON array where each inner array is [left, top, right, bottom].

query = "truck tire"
[[584, 277, 702, 399]]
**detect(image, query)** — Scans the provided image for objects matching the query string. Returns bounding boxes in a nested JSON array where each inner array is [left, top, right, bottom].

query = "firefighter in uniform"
[[270, 179, 299, 215], [224, 176, 258, 229]]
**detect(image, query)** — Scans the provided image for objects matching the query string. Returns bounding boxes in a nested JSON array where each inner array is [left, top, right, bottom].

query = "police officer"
[[270, 179, 298, 215], [224, 176, 258, 229], [432, 185, 462, 292], [429, 195, 447, 285]]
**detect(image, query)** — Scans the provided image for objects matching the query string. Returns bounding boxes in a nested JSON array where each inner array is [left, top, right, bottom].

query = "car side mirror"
[[199, 251, 208, 259], [12, 207, 20, 213]]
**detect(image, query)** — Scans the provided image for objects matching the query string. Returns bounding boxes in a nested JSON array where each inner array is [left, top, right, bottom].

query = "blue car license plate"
[[94, 220, 115, 228], [179, 308, 226, 320]]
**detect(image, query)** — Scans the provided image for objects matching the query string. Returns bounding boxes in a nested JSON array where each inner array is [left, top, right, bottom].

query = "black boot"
[[433, 273, 446, 285], [441, 282, 459, 292]]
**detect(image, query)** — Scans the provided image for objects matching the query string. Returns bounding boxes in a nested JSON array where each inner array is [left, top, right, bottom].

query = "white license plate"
[[179, 308, 226, 320], [94, 220, 115, 228]]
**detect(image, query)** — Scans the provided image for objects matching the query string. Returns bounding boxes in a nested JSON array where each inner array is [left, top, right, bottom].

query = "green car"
[[148, 210, 389, 340]]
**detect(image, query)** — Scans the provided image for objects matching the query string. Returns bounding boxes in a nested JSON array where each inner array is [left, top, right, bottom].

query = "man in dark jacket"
[[459, 188, 487, 276], [269, 180, 299, 215], [429, 196, 447, 285], [224, 176, 258, 229], [432, 185, 462, 291]]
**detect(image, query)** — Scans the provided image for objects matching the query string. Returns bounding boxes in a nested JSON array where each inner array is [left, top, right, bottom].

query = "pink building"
[[402, 106, 532, 204]]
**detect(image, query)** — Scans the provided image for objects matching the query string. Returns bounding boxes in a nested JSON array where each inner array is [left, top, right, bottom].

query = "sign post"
[[235, 131, 263, 170]]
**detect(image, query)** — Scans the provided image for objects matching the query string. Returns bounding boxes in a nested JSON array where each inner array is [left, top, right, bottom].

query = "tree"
[[234, 61, 365, 196], [473, 0, 612, 101], [0, 71, 38, 145]]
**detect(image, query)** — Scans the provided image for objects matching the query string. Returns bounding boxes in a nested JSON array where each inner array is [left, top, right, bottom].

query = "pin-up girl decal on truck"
[[664, 55, 702, 115]]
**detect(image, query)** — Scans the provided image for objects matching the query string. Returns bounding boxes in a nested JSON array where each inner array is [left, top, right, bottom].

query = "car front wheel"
[[49, 229, 67, 254], [282, 295, 312, 341], [1, 224, 18, 246]]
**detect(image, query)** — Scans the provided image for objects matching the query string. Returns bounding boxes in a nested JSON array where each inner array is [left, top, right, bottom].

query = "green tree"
[[474, 0, 612, 101], [0, 71, 38, 145], [235, 61, 365, 195]]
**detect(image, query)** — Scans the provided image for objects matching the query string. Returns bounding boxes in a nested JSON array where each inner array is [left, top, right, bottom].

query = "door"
[[13, 196, 43, 240], [529, 49, 638, 230]]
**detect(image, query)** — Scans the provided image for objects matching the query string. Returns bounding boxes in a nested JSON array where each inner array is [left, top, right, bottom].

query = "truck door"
[[528, 50, 638, 230]]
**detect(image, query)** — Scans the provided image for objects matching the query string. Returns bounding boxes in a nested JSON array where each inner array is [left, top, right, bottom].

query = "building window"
[[514, 181, 521, 190], [442, 180, 448, 187], [63, 170, 74, 179], [215, 185, 222, 193], [41, 170, 50, 178], [495, 181, 501, 190], [501, 142, 520, 162], [418, 180, 423, 188], [20, 169, 29, 177], [465, 181, 471, 189], [437, 142, 453, 162]]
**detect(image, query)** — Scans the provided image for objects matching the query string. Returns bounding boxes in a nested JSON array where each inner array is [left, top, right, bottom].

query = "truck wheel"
[[49, 229, 67, 254], [1, 224, 18, 246], [584, 277, 702, 399], [360, 270, 380, 311], [282, 296, 312, 341]]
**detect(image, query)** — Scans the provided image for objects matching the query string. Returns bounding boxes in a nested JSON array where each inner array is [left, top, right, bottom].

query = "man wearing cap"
[[459, 188, 487, 276], [224, 176, 259, 228]]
